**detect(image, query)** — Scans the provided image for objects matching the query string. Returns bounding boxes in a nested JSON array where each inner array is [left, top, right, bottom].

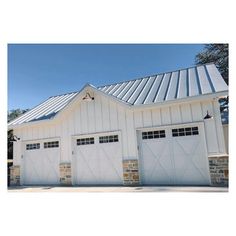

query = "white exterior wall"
[[13, 93, 226, 170]]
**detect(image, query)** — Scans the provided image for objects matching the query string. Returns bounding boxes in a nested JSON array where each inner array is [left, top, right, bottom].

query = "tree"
[[8, 109, 29, 160], [8, 108, 29, 122], [195, 44, 228, 85], [195, 44, 229, 123]]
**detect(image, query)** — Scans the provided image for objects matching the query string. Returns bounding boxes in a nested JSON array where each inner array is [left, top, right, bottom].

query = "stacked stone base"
[[10, 165, 20, 186], [10, 157, 229, 187], [123, 160, 140, 185], [60, 163, 72, 185], [209, 156, 228, 186]]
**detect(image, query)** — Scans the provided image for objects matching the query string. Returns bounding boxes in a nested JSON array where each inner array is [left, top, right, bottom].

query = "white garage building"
[[9, 63, 228, 186]]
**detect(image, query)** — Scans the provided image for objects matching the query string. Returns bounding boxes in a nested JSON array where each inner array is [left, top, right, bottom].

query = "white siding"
[[61, 119, 69, 162], [16, 95, 225, 168], [170, 105, 181, 124], [101, 96, 110, 132], [74, 105, 81, 134], [161, 107, 171, 125], [117, 106, 128, 158], [142, 110, 152, 127], [190, 102, 203, 121], [152, 108, 162, 126], [80, 101, 88, 134], [134, 110, 143, 128], [87, 101, 96, 133], [94, 94, 103, 132], [109, 101, 118, 131], [180, 103, 192, 123], [13, 128, 22, 165], [126, 110, 137, 158], [213, 100, 226, 153], [201, 101, 219, 154]]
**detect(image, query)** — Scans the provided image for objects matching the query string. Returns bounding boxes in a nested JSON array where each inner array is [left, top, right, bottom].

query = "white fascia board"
[[131, 91, 228, 111], [8, 118, 54, 130]]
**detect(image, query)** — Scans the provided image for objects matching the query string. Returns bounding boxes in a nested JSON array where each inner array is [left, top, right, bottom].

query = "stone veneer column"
[[123, 159, 140, 185], [208, 155, 228, 186], [60, 163, 72, 185], [10, 165, 20, 186]]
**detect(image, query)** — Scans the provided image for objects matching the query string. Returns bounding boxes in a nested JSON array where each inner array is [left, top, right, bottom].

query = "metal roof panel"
[[165, 71, 179, 101], [134, 76, 156, 105], [197, 65, 213, 94], [8, 63, 228, 127]]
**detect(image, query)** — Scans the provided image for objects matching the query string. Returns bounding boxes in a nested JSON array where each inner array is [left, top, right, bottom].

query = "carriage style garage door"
[[139, 123, 211, 185], [73, 132, 123, 185], [23, 139, 60, 185]]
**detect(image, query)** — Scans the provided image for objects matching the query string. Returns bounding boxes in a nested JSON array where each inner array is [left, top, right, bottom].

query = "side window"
[[77, 137, 94, 146], [172, 126, 199, 137], [142, 130, 166, 140], [44, 141, 59, 148], [99, 135, 119, 143], [26, 143, 40, 150]]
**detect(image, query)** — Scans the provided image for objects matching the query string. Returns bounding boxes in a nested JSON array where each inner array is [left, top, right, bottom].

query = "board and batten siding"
[[13, 94, 226, 166]]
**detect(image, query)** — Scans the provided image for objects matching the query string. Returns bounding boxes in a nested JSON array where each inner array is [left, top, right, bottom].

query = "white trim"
[[208, 154, 228, 158], [21, 136, 61, 143], [71, 130, 122, 139], [135, 120, 205, 131], [8, 118, 54, 130], [132, 91, 228, 111]]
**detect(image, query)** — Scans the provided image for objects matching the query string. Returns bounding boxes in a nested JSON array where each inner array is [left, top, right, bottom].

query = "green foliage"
[[8, 109, 29, 160], [195, 44, 229, 123], [8, 108, 29, 122], [195, 44, 228, 84]]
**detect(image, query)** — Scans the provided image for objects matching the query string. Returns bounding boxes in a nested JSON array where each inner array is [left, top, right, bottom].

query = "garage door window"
[[44, 141, 59, 148], [172, 126, 199, 137], [142, 130, 166, 140], [99, 135, 119, 143], [26, 143, 40, 150], [77, 137, 94, 146]]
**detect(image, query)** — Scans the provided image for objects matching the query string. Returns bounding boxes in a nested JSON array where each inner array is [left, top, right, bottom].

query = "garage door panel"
[[23, 140, 60, 185], [99, 145, 122, 183], [74, 133, 123, 185], [173, 137, 210, 181], [141, 140, 174, 184], [147, 163, 173, 185], [176, 167, 209, 185], [24, 151, 43, 184], [75, 146, 99, 184], [42, 152, 59, 184], [140, 124, 211, 185]]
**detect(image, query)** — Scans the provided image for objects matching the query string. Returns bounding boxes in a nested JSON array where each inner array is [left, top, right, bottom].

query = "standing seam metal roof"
[[8, 63, 228, 126], [97, 64, 228, 105]]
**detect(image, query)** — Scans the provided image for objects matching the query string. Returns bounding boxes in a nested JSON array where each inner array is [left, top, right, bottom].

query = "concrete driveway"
[[8, 186, 228, 192]]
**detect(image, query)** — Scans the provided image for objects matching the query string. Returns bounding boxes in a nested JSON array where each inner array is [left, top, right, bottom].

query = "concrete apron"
[[8, 186, 228, 192]]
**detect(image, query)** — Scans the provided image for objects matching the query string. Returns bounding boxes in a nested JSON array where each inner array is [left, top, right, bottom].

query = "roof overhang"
[[8, 87, 228, 130]]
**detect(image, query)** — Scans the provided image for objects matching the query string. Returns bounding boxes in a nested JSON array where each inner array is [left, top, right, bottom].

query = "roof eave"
[[131, 91, 228, 110], [8, 117, 54, 130]]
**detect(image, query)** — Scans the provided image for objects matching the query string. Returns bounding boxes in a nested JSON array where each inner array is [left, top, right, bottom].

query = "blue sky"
[[8, 44, 205, 110]]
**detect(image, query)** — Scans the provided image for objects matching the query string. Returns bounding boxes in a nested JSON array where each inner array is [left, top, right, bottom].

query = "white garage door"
[[139, 123, 211, 185], [73, 133, 123, 185], [23, 140, 60, 185]]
